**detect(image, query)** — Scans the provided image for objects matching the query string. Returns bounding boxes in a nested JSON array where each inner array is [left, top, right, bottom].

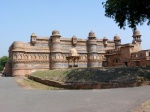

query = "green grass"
[[30, 67, 150, 84]]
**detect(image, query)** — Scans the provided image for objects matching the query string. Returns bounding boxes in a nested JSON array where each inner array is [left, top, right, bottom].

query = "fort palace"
[[4, 30, 150, 76]]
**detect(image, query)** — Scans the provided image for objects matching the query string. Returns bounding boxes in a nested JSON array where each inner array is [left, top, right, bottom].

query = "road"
[[0, 77, 150, 112]]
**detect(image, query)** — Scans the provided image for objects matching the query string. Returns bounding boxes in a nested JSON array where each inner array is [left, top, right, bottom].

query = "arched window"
[[18, 55, 22, 60], [94, 55, 96, 59], [28, 55, 31, 60], [14, 54, 17, 59], [56, 55, 59, 59], [25, 55, 28, 60], [33, 55, 36, 60]]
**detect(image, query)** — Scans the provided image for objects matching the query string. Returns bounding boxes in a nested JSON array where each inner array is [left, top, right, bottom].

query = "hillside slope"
[[30, 67, 150, 84]]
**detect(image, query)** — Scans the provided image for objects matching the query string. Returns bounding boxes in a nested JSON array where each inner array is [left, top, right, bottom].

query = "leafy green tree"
[[0, 56, 8, 71], [0, 65, 3, 71], [102, 0, 150, 29]]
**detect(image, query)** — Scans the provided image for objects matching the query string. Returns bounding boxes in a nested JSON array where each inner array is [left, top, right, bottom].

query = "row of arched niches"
[[12, 53, 105, 61]]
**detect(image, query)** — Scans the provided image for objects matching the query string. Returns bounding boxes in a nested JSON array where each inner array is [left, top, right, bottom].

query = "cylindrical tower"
[[114, 34, 121, 49], [11, 41, 25, 76], [103, 37, 108, 47], [50, 30, 62, 69], [87, 31, 98, 68], [132, 30, 142, 44]]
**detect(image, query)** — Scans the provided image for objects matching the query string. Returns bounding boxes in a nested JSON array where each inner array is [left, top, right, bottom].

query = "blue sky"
[[0, 0, 150, 57]]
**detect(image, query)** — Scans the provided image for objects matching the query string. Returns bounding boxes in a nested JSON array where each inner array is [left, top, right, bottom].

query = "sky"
[[0, 0, 150, 57]]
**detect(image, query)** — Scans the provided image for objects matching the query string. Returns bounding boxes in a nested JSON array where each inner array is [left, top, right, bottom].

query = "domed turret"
[[72, 35, 77, 38], [87, 31, 98, 68], [103, 37, 108, 40], [87, 31, 97, 53], [114, 35, 121, 40], [51, 30, 61, 37], [103, 37, 108, 47], [132, 30, 142, 44], [50, 30, 61, 52], [114, 34, 121, 49], [88, 31, 96, 39], [133, 30, 141, 37], [31, 33, 37, 37]]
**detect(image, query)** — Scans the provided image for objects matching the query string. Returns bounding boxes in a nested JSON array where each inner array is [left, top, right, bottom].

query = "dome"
[[72, 35, 77, 38], [69, 48, 79, 56], [89, 31, 96, 38], [103, 37, 108, 40], [52, 30, 61, 37], [133, 30, 141, 37], [31, 33, 37, 37], [114, 34, 120, 40]]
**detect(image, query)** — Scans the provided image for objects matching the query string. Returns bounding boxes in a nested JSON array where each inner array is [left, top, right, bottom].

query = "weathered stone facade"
[[105, 30, 150, 67], [5, 30, 150, 76], [6, 30, 115, 76]]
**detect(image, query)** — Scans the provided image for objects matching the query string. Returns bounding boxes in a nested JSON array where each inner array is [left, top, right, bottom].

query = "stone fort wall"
[[7, 30, 115, 76], [6, 30, 150, 77]]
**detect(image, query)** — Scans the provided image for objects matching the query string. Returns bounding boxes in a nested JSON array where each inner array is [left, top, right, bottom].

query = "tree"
[[102, 0, 150, 29], [0, 56, 8, 71]]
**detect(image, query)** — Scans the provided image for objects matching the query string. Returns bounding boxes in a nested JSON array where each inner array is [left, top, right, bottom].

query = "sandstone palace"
[[4, 30, 150, 76]]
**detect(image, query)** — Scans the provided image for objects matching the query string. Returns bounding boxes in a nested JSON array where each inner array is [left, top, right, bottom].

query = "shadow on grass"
[[64, 67, 150, 84]]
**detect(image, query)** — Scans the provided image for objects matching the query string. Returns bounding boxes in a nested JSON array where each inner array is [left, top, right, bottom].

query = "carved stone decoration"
[[72, 36, 77, 46]]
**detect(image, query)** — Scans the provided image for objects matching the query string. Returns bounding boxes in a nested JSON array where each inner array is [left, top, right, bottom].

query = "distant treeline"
[[0, 56, 8, 71]]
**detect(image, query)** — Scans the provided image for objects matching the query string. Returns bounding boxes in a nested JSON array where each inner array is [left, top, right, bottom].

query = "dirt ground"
[[132, 100, 150, 112]]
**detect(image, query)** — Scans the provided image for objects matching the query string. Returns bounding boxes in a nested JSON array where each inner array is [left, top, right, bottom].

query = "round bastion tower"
[[87, 31, 98, 68], [12, 41, 25, 76], [132, 30, 142, 51], [50, 30, 62, 69], [114, 34, 121, 49], [132, 30, 142, 44]]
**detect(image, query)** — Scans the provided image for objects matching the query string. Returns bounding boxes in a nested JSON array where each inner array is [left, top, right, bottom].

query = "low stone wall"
[[28, 75, 150, 89]]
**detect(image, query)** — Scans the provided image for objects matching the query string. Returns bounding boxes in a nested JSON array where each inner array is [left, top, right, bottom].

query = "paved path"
[[0, 77, 150, 112]]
